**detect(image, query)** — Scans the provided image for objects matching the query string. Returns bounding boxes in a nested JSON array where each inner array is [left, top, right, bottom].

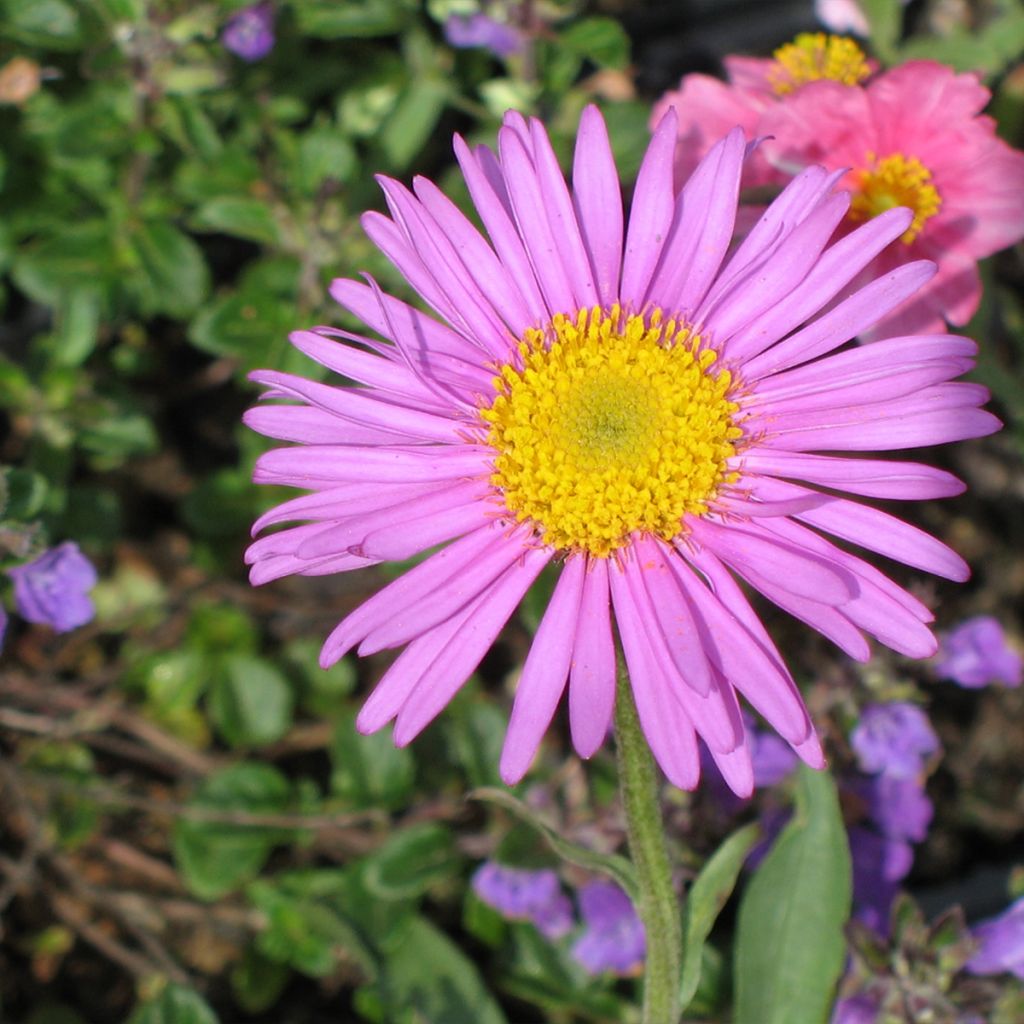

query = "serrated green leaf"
[[470, 787, 637, 901], [330, 709, 415, 810], [734, 766, 851, 1024], [210, 654, 294, 748], [680, 822, 760, 1010], [361, 823, 457, 901], [375, 916, 508, 1024], [128, 221, 209, 319], [128, 984, 218, 1024], [172, 763, 291, 900]]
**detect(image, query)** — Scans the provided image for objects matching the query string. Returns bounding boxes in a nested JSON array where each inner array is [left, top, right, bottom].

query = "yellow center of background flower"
[[849, 152, 942, 243], [481, 306, 741, 557], [768, 33, 871, 96]]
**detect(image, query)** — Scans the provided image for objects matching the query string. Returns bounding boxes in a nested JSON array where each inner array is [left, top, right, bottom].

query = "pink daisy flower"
[[245, 105, 998, 798], [651, 33, 875, 189], [758, 61, 1024, 336]]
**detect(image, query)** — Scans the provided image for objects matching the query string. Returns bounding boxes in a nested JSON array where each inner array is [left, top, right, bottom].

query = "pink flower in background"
[[759, 62, 1024, 337], [246, 105, 996, 797], [651, 33, 875, 188]]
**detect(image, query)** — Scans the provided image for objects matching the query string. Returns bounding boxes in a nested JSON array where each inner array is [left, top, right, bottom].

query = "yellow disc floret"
[[768, 33, 871, 96], [849, 152, 942, 244], [480, 306, 741, 557]]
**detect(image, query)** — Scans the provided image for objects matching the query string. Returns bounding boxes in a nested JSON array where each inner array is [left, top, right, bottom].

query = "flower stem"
[[614, 664, 682, 1024]]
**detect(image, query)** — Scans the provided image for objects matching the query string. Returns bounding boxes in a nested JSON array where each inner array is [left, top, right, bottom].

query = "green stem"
[[614, 664, 682, 1024]]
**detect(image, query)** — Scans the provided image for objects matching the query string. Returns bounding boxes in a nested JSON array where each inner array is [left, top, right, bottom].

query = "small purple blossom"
[[865, 775, 933, 843], [935, 616, 1023, 689], [8, 542, 98, 633], [831, 993, 880, 1024], [850, 703, 939, 780], [571, 881, 645, 975], [471, 862, 572, 938], [965, 896, 1024, 980], [444, 13, 522, 58], [0, 605, 7, 652], [222, 3, 275, 62], [750, 727, 799, 787], [849, 826, 912, 933]]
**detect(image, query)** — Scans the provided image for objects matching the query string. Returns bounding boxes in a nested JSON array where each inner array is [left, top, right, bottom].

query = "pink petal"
[[568, 558, 616, 759], [500, 557, 586, 783]]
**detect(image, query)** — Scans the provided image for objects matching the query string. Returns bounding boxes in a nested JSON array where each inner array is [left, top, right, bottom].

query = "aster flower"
[[759, 61, 1024, 336], [572, 881, 645, 975], [850, 703, 939, 780], [935, 615, 1023, 689], [8, 542, 98, 633], [246, 105, 997, 797], [222, 3, 275, 62], [651, 33, 876, 188]]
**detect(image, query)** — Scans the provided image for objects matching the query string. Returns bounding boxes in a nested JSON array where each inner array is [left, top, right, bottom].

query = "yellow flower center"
[[480, 306, 741, 557], [768, 33, 871, 96], [849, 152, 942, 244]]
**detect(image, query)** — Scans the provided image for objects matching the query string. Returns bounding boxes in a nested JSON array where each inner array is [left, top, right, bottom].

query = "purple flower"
[[866, 775, 933, 843], [444, 13, 522, 58], [965, 896, 1024, 980], [850, 703, 939, 780], [935, 616, 1023, 689], [0, 605, 7, 652], [8, 542, 98, 633], [831, 993, 879, 1024], [471, 862, 572, 938], [222, 3, 274, 62], [571, 881, 645, 975], [751, 727, 799, 787], [849, 826, 912, 932]]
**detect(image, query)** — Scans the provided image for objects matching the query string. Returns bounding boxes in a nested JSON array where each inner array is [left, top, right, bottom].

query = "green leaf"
[[470, 787, 637, 901], [284, 638, 357, 717], [734, 766, 851, 1024], [374, 916, 508, 1024], [361, 823, 457, 901], [11, 222, 115, 310], [560, 17, 631, 70], [172, 763, 291, 900], [247, 869, 381, 979], [445, 700, 506, 788], [378, 79, 449, 170], [680, 822, 760, 1011], [1, 467, 49, 520], [50, 288, 102, 367], [209, 654, 294, 748], [127, 221, 209, 319], [330, 709, 415, 811], [191, 197, 281, 246], [859, 0, 903, 61], [181, 467, 259, 539], [0, 0, 82, 48], [296, 127, 358, 194], [128, 984, 218, 1024], [229, 947, 289, 1014], [293, 0, 413, 38]]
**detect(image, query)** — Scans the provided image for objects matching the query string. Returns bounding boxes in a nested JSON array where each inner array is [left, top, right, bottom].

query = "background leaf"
[[734, 766, 852, 1024]]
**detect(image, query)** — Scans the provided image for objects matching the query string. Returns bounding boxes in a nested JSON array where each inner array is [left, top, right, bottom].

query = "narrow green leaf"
[[470, 787, 637, 900], [361, 823, 457, 901], [378, 79, 449, 170], [680, 822, 761, 1010], [191, 197, 281, 247], [734, 766, 852, 1024]]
